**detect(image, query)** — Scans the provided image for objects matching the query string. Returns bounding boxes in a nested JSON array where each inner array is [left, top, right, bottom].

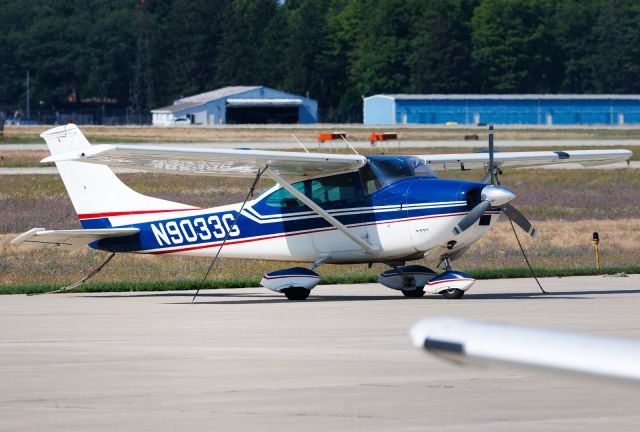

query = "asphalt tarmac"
[[2, 275, 640, 431]]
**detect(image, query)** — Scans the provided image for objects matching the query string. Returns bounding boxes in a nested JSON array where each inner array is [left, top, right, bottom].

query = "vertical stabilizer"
[[40, 124, 196, 228]]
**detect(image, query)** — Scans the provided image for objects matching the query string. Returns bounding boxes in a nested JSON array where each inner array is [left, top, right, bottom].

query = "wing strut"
[[192, 167, 267, 303], [264, 168, 379, 255]]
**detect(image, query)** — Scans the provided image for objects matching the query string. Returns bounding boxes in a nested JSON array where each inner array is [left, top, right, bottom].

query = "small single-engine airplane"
[[12, 124, 631, 300]]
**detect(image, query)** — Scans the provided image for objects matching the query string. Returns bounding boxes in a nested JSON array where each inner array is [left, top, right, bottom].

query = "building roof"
[[226, 98, 303, 107], [366, 94, 640, 101], [151, 86, 268, 113], [151, 101, 203, 114], [177, 86, 260, 104]]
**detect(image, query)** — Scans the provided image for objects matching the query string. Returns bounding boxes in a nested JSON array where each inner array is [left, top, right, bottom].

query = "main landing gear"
[[281, 287, 311, 301], [377, 257, 475, 299], [402, 288, 426, 298], [399, 269, 426, 298], [260, 267, 319, 301], [260, 257, 329, 301]]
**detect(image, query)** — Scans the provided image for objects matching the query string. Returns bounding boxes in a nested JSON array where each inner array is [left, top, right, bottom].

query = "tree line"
[[1, 0, 639, 122]]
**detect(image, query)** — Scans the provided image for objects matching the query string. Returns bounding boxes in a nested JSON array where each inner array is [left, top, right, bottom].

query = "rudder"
[[40, 124, 195, 228]]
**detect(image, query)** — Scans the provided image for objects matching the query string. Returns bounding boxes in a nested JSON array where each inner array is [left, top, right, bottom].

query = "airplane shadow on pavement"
[[80, 288, 640, 305]]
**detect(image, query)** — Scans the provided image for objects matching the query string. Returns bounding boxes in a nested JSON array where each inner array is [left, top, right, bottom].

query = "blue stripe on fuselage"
[[81, 218, 113, 229], [91, 178, 484, 253]]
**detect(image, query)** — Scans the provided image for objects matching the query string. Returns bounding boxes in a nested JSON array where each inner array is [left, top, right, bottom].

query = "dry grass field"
[[1, 167, 638, 291], [5, 124, 640, 143], [2, 218, 638, 289]]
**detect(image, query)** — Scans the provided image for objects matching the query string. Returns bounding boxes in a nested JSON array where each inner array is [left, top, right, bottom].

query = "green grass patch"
[[3, 266, 638, 295], [0, 135, 43, 144], [0, 135, 178, 145]]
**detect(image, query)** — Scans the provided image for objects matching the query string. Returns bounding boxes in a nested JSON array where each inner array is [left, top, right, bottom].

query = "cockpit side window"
[[361, 156, 436, 195], [309, 173, 356, 204], [360, 164, 382, 195], [265, 181, 305, 208]]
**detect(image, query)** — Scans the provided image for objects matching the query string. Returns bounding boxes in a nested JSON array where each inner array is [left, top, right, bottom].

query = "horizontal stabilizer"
[[11, 228, 139, 250]]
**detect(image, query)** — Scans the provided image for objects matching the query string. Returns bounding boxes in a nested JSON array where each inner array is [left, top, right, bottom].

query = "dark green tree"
[[214, 0, 286, 88], [315, 0, 366, 121], [154, 0, 229, 104], [350, 0, 419, 96], [410, 0, 479, 93], [553, 0, 601, 92], [282, 0, 329, 101], [591, 0, 640, 93], [471, 0, 561, 93]]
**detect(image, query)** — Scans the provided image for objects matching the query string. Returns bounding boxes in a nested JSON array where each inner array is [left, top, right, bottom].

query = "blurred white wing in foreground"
[[410, 317, 640, 383]]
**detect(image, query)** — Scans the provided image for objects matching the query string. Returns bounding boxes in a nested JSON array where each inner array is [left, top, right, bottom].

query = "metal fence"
[[4, 107, 152, 126]]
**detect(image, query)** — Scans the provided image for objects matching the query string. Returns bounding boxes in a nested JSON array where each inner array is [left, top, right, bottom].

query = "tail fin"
[[41, 124, 196, 228]]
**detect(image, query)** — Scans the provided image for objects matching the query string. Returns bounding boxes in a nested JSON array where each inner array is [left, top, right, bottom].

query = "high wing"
[[417, 149, 632, 171], [11, 228, 139, 250], [42, 144, 368, 179], [410, 317, 640, 383], [43, 143, 630, 176]]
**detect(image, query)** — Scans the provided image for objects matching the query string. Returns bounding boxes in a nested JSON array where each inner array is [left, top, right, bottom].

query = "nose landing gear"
[[436, 257, 465, 299], [441, 288, 465, 299]]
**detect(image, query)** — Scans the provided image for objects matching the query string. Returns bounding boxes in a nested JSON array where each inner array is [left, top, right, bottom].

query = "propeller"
[[454, 125, 546, 294], [452, 185, 515, 235], [452, 125, 537, 238], [503, 203, 537, 238]]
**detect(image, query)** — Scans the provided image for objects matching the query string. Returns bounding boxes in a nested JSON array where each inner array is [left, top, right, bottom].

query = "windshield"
[[361, 156, 436, 194]]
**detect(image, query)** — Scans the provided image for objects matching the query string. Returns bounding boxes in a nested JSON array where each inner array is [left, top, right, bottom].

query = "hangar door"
[[226, 98, 302, 124]]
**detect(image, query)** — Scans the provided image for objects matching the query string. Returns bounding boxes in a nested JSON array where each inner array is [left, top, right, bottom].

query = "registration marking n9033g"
[[150, 214, 239, 246]]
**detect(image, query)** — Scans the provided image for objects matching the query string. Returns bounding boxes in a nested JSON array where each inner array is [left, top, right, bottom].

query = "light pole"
[[26, 70, 30, 119]]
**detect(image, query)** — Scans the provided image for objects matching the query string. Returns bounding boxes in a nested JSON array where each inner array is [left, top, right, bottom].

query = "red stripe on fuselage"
[[148, 227, 336, 255], [427, 278, 475, 286], [77, 208, 201, 220], [144, 211, 486, 255]]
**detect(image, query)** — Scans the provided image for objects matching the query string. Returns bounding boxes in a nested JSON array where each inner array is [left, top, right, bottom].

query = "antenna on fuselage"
[[340, 135, 360, 155], [291, 135, 309, 153]]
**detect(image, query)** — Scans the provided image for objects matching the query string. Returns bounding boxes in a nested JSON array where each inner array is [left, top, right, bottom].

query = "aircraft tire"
[[282, 287, 310, 301], [441, 288, 465, 299], [402, 288, 425, 298]]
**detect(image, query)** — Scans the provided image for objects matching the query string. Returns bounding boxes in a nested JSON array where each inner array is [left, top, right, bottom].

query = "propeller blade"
[[488, 125, 495, 184], [453, 200, 491, 235], [503, 204, 537, 238]]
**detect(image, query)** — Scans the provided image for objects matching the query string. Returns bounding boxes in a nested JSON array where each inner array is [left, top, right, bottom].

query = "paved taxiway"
[[2, 275, 640, 431]]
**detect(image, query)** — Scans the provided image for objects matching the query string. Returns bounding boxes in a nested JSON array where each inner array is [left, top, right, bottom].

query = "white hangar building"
[[151, 86, 318, 126]]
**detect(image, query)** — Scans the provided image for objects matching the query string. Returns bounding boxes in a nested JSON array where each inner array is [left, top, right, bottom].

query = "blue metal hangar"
[[152, 86, 318, 125], [363, 94, 640, 125]]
